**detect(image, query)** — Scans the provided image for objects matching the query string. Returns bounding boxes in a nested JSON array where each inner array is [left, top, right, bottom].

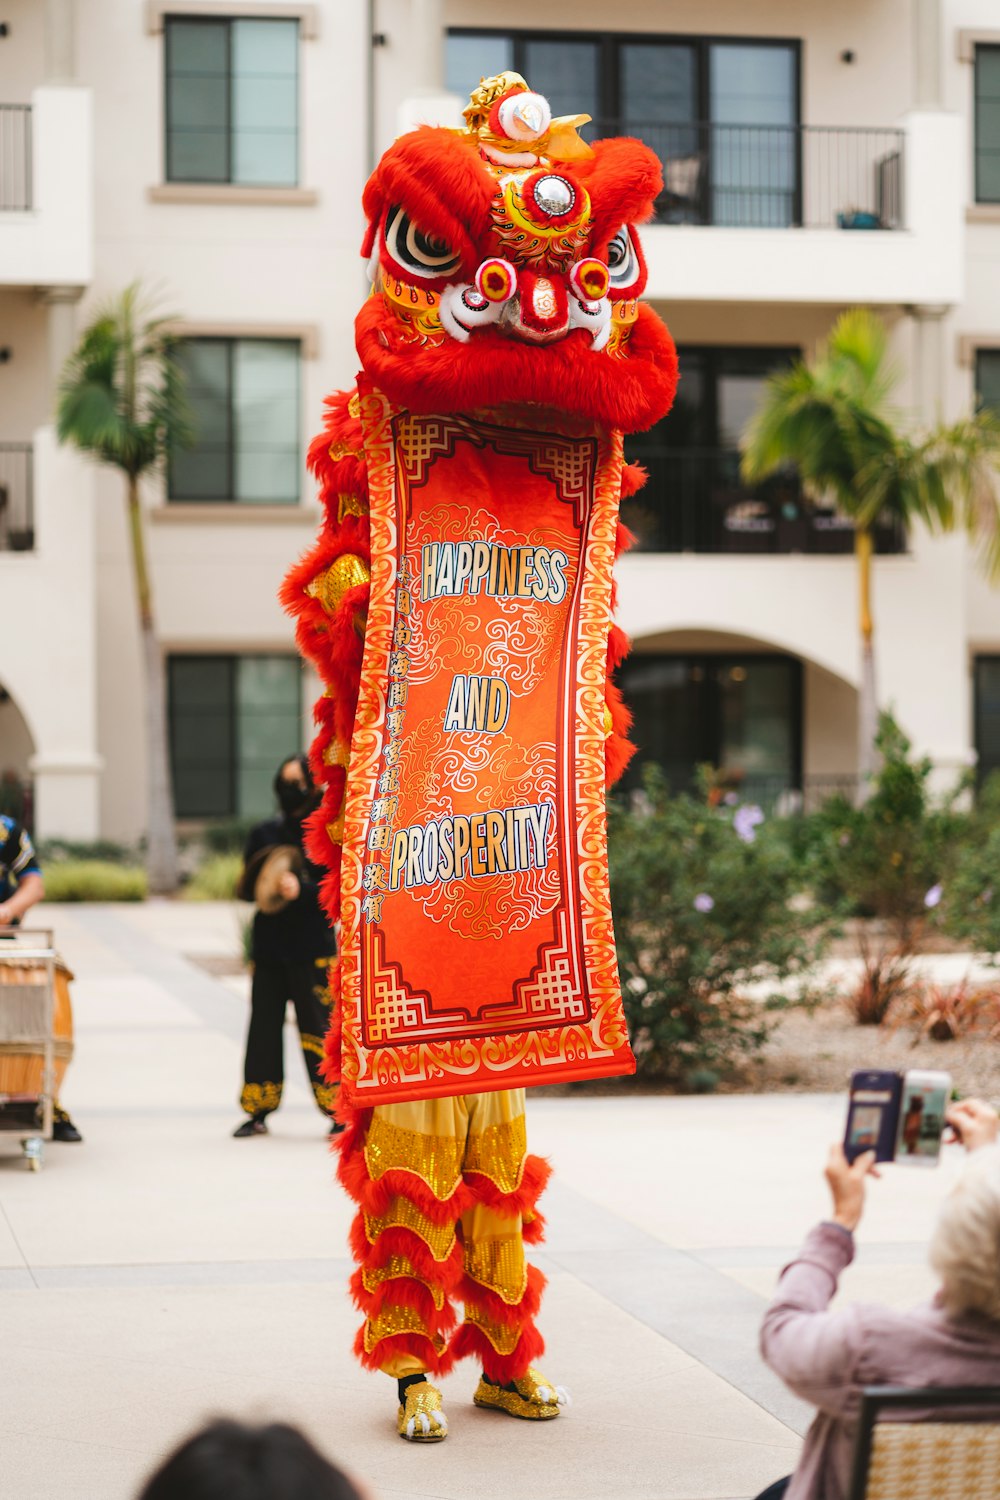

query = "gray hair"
[[929, 1145, 1000, 1323]]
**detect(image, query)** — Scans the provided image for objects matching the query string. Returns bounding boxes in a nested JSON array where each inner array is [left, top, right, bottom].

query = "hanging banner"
[[337, 384, 636, 1106]]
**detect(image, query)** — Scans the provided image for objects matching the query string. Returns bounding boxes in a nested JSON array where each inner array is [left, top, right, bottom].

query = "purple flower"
[[924, 883, 943, 909], [733, 804, 765, 844], [838, 832, 851, 848], [723, 791, 739, 806], [694, 892, 715, 913]]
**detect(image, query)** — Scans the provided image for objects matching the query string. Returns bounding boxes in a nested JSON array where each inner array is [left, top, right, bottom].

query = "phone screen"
[[895, 1072, 951, 1165], [844, 1071, 902, 1163]]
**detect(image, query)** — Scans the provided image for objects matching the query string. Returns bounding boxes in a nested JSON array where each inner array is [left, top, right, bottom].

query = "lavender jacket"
[[760, 1223, 1000, 1500]]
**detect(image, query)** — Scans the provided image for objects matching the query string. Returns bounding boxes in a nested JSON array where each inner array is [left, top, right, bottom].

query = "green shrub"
[[608, 767, 827, 1085], [183, 852, 242, 901], [36, 837, 137, 864], [938, 772, 1000, 954], [42, 860, 147, 902], [804, 714, 964, 947]]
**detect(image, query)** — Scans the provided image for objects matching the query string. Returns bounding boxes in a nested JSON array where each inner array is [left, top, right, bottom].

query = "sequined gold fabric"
[[472, 1372, 560, 1420], [323, 737, 351, 768], [464, 1114, 527, 1193], [463, 1236, 527, 1304], [462, 1302, 522, 1355], [240, 1081, 281, 1115], [329, 438, 362, 461], [306, 553, 371, 614], [396, 1378, 448, 1441], [364, 1114, 465, 1200], [337, 492, 368, 523], [364, 1200, 457, 1262], [364, 1302, 432, 1351], [362, 1256, 445, 1309]]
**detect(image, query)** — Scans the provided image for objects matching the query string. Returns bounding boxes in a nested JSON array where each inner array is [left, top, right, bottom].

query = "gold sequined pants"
[[344, 1088, 549, 1383]]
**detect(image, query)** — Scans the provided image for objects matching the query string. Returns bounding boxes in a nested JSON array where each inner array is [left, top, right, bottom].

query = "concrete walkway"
[[0, 902, 967, 1500]]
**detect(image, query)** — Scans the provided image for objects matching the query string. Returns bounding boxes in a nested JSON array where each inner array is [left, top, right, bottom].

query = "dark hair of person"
[[137, 1420, 365, 1500]]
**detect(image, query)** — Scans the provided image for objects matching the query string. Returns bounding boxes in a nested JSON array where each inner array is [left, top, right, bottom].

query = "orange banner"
[[338, 385, 635, 1106]]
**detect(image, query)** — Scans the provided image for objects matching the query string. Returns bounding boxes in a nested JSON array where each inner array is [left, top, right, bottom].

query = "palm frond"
[[56, 281, 194, 479]]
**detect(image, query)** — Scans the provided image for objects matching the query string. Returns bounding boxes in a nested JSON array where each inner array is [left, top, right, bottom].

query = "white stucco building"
[[1, 0, 1000, 838]]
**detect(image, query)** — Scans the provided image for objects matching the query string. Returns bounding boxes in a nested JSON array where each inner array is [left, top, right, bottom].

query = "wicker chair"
[[848, 1385, 1000, 1500]]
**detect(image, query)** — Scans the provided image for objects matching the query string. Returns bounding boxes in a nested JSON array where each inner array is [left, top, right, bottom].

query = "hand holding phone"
[[825, 1143, 879, 1232], [844, 1069, 952, 1166], [945, 1098, 1000, 1153]]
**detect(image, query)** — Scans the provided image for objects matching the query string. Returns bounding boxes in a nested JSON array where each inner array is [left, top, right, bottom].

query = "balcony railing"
[[620, 447, 905, 556], [0, 105, 32, 211], [597, 120, 904, 230], [0, 444, 35, 551]]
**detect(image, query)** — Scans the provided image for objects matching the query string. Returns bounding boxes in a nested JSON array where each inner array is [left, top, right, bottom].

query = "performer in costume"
[[233, 756, 339, 1137], [283, 74, 677, 1441]]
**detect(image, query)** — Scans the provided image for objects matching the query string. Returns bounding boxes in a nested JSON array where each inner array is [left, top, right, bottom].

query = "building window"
[[975, 45, 1000, 203], [168, 654, 302, 818], [976, 348, 1000, 412], [974, 656, 1000, 787], [446, 30, 800, 226], [618, 654, 803, 799], [169, 337, 300, 503], [165, 16, 299, 186]]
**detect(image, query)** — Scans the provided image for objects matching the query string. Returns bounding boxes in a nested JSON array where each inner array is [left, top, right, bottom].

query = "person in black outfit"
[[233, 755, 338, 1138]]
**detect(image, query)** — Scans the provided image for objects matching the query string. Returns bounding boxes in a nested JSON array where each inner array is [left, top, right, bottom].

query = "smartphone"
[[844, 1070, 903, 1163], [895, 1069, 951, 1166]]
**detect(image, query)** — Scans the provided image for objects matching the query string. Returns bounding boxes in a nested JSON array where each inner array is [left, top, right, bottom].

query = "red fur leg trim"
[[463, 1153, 552, 1219], [448, 1320, 545, 1383], [351, 1269, 459, 1336], [522, 1211, 546, 1245], [348, 1217, 465, 1291], [354, 1327, 457, 1377], [339, 1154, 473, 1225], [455, 1262, 546, 1328]]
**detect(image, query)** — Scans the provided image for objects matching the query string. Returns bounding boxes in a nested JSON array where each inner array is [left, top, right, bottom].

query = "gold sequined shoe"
[[397, 1379, 448, 1441], [473, 1368, 571, 1420]]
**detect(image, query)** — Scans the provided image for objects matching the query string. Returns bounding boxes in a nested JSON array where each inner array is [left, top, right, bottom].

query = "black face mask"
[[276, 780, 319, 820]]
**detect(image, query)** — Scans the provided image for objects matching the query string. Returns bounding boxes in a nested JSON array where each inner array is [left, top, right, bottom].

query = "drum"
[[0, 958, 74, 1097]]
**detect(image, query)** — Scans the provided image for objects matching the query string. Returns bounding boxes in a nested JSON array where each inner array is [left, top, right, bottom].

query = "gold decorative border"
[[339, 386, 634, 1105]]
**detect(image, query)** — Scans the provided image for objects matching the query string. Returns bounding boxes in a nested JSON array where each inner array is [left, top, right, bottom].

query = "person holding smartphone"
[[755, 1098, 1000, 1500]]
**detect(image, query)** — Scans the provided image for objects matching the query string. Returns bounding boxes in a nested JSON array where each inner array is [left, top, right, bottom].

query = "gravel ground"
[[750, 999, 1000, 1098]]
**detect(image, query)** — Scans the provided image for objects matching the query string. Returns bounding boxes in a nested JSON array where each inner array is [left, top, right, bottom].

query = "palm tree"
[[57, 284, 193, 892], [741, 308, 1000, 785]]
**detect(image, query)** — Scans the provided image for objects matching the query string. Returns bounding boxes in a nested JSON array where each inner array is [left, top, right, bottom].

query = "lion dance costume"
[[283, 73, 677, 1440]]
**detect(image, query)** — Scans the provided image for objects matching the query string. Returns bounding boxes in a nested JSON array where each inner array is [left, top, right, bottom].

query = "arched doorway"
[[0, 681, 36, 824], [619, 629, 858, 809]]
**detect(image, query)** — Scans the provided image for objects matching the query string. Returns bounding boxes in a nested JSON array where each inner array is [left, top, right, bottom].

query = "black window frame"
[[973, 654, 1000, 789], [167, 334, 301, 505], [164, 13, 301, 188], [445, 28, 803, 226], [975, 347, 1000, 413], [974, 43, 1000, 205], [618, 650, 804, 797], [168, 652, 303, 819]]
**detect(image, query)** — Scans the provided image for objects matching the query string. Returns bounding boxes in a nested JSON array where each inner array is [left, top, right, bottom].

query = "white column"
[[909, 304, 949, 423], [45, 0, 76, 83], [914, 0, 942, 109], [38, 286, 82, 398]]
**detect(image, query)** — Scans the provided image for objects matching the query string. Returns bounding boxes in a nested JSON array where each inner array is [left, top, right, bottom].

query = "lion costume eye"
[[606, 225, 640, 289], [384, 206, 461, 279]]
